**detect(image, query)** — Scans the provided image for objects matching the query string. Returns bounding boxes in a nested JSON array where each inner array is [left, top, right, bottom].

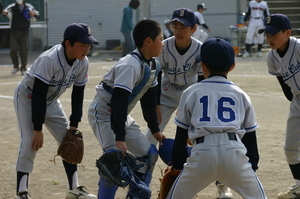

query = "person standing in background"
[[163, 19, 174, 39], [193, 3, 210, 42], [242, 0, 269, 58], [2, 0, 39, 75], [120, 0, 140, 57]]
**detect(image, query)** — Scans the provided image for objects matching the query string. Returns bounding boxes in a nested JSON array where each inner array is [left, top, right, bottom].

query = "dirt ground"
[[0, 51, 294, 198]]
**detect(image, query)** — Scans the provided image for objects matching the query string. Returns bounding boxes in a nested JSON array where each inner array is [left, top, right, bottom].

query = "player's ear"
[[229, 63, 236, 72], [200, 62, 209, 78], [65, 40, 71, 48], [191, 24, 197, 33], [144, 37, 152, 47]]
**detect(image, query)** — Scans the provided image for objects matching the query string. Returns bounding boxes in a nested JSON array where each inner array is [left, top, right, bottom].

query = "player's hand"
[[156, 105, 162, 124], [116, 141, 127, 155], [152, 131, 166, 146], [31, 130, 44, 151]]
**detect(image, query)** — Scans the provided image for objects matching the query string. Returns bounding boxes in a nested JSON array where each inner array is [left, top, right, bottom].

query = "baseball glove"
[[96, 150, 152, 198], [55, 129, 84, 164], [158, 166, 181, 199]]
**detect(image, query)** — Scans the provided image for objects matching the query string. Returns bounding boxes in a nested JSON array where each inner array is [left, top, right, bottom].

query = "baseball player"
[[166, 38, 267, 199], [193, 3, 210, 42], [13, 22, 98, 199], [242, 0, 269, 58], [258, 13, 300, 199], [144, 8, 236, 198], [87, 19, 166, 199]]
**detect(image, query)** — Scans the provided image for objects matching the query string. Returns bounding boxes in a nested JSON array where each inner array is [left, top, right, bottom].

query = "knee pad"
[[135, 144, 158, 186], [98, 176, 118, 199]]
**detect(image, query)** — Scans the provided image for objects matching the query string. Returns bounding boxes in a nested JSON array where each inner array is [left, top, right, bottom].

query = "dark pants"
[[10, 29, 29, 70]]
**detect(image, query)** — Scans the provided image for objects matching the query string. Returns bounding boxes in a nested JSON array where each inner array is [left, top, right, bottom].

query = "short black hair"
[[129, 0, 140, 9], [133, 19, 162, 48], [61, 38, 78, 48]]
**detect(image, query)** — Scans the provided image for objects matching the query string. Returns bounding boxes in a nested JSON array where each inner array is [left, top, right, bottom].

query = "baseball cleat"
[[216, 183, 233, 199], [242, 51, 250, 58], [21, 69, 26, 75], [11, 68, 19, 74], [65, 186, 96, 199], [15, 191, 32, 199], [277, 184, 300, 199], [257, 51, 262, 58]]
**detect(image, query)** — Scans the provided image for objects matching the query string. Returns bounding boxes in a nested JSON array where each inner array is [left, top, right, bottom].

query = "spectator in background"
[[193, 3, 210, 42], [120, 0, 140, 57], [163, 19, 174, 39], [2, 0, 39, 75]]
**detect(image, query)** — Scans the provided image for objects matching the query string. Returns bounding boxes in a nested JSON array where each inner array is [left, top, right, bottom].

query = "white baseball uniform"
[[166, 76, 266, 199], [13, 44, 89, 173], [193, 11, 208, 42], [267, 37, 300, 165], [145, 36, 202, 144], [244, 0, 269, 44], [88, 50, 158, 157]]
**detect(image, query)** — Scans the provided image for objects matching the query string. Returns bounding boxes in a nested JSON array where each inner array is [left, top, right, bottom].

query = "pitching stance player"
[[242, 0, 269, 58], [13, 23, 98, 199], [166, 38, 267, 199], [193, 3, 210, 42], [88, 19, 165, 199], [258, 14, 300, 199]]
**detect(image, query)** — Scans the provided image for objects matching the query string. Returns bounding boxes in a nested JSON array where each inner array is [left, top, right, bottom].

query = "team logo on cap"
[[87, 26, 91, 34], [266, 16, 271, 24], [179, 9, 185, 17]]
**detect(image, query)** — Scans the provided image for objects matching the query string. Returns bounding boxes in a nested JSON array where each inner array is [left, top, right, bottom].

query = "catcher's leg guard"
[[136, 144, 158, 186], [98, 176, 118, 199]]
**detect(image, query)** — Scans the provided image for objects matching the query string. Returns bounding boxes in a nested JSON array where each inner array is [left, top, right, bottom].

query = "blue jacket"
[[120, 6, 133, 33]]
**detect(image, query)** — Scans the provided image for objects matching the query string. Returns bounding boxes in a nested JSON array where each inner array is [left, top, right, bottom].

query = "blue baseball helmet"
[[158, 138, 192, 166]]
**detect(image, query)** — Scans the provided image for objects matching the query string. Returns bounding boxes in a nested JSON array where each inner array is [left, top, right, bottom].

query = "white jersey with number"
[[17, 44, 89, 103], [175, 76, 259, 141]]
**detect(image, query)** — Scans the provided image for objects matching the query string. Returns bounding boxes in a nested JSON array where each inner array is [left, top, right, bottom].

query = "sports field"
[[0, 51, 292, 198]]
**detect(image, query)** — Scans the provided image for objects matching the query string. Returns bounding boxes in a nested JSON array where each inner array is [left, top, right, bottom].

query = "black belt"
[[195, 133, 237, 144], [253, 17, 263, 19], [101, 81, 114, 94]]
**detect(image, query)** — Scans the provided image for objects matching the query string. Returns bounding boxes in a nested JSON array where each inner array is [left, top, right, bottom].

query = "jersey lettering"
[[199, 95, 236, 122]]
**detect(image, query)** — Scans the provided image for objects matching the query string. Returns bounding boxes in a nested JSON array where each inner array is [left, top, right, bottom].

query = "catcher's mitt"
[[96, 150, 152, 199], [56, 129, 84, 164], [158, 166, 181, 199]]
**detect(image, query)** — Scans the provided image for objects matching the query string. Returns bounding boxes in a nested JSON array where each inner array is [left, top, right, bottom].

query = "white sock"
[[295, 179, 300, 186], [72, 171, 79, 190], [18, 175, 28, 193]]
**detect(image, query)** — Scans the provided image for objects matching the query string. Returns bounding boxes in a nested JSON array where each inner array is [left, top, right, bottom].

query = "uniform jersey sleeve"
[[32, 56, 57, 85], [242, 94, 259, 133], [174, 89, 193, 129], [113, 62, 140, 93]]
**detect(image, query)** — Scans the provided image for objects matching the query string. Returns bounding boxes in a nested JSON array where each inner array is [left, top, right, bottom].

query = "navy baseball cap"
[[258, 13, 291, 35], [64, 22, 99, 45], [171, 8, 196, 27], [197, 3, 207, 10], [201, 38, 234, 69]]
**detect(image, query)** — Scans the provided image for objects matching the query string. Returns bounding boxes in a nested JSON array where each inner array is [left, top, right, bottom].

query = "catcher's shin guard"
[[98, 176, 118, 199], [136, 144, 158, 186]]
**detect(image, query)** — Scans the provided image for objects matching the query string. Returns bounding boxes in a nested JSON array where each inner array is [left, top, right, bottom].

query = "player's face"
[[150, 32, 164, 58], [172, 22, 196, 47], [66, 41, 91, 60], [265, 30, 291, 51]]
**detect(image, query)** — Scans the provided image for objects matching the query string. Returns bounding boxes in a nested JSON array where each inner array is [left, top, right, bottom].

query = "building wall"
[[44, 0, 248, 49]]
